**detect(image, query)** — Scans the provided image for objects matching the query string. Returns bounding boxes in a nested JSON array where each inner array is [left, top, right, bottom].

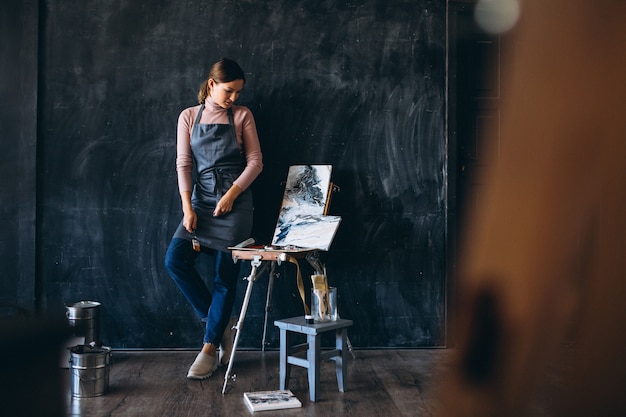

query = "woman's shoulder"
[[179, 104, 201, 118], [232, 104, 254, 118], [178, 104, 202, 125]]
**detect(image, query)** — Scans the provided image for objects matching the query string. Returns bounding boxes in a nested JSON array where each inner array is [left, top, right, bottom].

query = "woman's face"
[[208, 78, 244, 109]]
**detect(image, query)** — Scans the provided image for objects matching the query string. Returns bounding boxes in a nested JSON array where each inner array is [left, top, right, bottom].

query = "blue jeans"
[[164, 238, 238, 346]]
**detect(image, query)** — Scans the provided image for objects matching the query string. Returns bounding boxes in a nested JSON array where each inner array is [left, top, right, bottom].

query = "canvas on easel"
[[271, 165, 341, 251]]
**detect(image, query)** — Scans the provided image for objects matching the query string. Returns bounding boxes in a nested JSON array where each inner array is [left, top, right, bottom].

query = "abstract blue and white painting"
[[271, 165, 341, 251]]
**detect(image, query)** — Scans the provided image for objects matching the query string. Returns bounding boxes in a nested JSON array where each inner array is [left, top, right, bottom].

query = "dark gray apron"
[[172, 104, 253, 251]]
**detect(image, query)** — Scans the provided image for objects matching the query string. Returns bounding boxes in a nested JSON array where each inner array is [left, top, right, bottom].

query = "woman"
[[165, 58, 263, 379]]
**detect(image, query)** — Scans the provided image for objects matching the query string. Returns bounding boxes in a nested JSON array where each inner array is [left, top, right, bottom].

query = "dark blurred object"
[[1, 305, 70, 417], [438, 1, 626, 417]]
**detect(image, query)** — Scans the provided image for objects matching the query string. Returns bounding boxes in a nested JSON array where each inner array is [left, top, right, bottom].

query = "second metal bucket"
[[69, 345, 112, 397], [66, 301, 101, 343]]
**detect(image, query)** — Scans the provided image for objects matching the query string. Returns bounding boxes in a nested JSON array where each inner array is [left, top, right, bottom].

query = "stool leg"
[[279, 328, 290, 390], [335, 328, 347, 392], [308, 333, 321, 402]]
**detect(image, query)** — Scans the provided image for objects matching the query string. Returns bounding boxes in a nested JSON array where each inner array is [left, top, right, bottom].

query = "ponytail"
[[197, 79, 210, 104]]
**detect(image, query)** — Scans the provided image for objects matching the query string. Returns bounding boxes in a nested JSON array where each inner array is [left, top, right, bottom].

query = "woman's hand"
[[180, 191, 196, 232], [213, 184, 243, 217], [183, 209, 197, 233]]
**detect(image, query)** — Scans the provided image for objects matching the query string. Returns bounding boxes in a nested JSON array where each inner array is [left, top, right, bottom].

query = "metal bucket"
[[66, 301, 101, 343], [69, 345, 111, 397]]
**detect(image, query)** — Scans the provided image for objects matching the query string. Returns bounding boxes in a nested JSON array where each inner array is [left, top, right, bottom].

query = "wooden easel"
[[222, 165, 343, 394]]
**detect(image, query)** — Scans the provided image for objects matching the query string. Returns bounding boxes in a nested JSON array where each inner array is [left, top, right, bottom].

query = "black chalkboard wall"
[[8, 0, 446, 348]]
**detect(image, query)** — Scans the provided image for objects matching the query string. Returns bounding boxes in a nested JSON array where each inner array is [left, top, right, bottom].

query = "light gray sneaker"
[[219, 317, 237, 366], [187, 351, 218, 380]]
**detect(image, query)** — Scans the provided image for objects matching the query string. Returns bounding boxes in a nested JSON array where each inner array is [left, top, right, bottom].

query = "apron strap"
[[227, 107, 244, 157], [192, 103, 205, 131]]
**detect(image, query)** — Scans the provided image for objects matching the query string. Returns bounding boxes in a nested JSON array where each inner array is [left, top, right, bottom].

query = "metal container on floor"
[[69, 345, 111, 397], [66, 301, 101, 343]]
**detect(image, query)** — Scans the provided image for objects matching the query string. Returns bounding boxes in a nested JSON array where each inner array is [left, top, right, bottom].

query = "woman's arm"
[[233, 107, 263, 191], [176, 108, 197, 231]]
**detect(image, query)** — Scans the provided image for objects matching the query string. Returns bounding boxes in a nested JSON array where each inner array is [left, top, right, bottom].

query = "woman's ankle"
[[201, 342, 217, 356]]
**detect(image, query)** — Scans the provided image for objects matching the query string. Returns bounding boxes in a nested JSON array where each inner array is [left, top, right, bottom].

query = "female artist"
[[164, 58, 263, 379]]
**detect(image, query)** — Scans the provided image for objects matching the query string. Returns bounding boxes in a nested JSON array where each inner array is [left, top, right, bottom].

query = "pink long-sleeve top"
[[176, 96, 263, 193]]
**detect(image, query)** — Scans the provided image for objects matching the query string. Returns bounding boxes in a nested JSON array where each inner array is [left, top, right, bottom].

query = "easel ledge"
[[229, 245, 320, 263]]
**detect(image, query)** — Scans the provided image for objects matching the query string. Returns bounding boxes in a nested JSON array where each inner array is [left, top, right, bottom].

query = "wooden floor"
[[62, 349, 451, 417], [60, 347, 569, 417]]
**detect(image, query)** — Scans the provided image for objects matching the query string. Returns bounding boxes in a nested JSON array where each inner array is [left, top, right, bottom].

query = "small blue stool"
[[274, 316, 353, 402]]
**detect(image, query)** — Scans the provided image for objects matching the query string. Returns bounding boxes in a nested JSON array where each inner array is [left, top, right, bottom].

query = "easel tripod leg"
[[261, 261, 277, 351], [222, 259, 260, 394]]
